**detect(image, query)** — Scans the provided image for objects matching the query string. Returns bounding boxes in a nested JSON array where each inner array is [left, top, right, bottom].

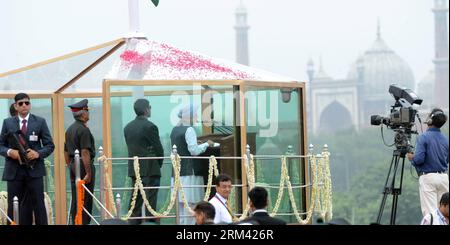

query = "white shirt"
[[185, 127, 209, 156], [420, 209, 449, 225], [18, 113, 30, 130], [7, 113, 30, 156], [251, 209, 268, 215], [209, 193, 233, 224]]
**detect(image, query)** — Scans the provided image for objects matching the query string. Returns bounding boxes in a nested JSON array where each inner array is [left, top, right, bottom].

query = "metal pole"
[[75, 149, 81, 183], [115, 193, 121, 219], [246, 144, 251, 164], [74, 149, 81, 218], [128, 0, 140, 33], [13, 196, 19, 225], [173, 145, 180, 225], [98, 146, 104, 220], [286, 145, 294, 223], [245, 144, 251, 184]]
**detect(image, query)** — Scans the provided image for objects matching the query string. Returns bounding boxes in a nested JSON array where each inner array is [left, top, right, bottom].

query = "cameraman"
[[407, 108, 449, 217]]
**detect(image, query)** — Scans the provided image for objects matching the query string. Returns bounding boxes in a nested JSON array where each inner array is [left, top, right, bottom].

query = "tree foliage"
[[310, 127, 430, 225]]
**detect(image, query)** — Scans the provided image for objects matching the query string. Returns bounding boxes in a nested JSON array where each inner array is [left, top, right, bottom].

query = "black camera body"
[[370, 84, 422, 154], [370, 103, 417, 129]]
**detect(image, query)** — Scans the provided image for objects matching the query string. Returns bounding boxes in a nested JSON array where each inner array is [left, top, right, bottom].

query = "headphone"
[[425, 109, 444, 125]]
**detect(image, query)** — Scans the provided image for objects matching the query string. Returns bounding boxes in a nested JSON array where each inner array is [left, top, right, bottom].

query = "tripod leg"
[[389, 156, 406, 225], [376, 153, 397, 224], [376, 191, 389, 223]]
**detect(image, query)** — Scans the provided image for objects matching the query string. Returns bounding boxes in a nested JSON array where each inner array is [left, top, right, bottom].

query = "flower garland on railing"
[[97, 148, 332, 224], [126, 155, 180, 218], [236, 154, 255, 221], [0, 191, 9, 225], [203, 156, 219, 201], [316, 151, 332, 220], [285, 155, 317, 224], [98, 155, 117, 216], [74, 180, 86, 225], [44, 192, 53, 225], [270, 157, 288, 216]]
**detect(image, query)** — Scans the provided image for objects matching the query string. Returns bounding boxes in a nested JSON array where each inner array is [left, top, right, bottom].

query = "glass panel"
[[245, 86, 303, 223], [63, 46, 125, 93], [0, 43, 118, 93], [63, 97, 103, 224], [0, 98, 54, 223], [109, 84, 240, 224]]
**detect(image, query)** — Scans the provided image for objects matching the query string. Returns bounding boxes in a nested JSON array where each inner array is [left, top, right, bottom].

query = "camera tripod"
[[376, 148, 407, 225]]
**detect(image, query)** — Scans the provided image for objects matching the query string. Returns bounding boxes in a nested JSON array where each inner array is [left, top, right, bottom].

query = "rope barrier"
[[97, 148, 333, 224]]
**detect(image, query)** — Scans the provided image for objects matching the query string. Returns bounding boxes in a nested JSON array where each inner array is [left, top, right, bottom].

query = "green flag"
[[151, 0, 159, 7]]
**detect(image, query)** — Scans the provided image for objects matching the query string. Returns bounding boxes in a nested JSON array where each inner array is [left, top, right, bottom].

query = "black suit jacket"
[[242, 211, 287, 225], [0, 114, 55, 181], [124, 116, 164, 177]]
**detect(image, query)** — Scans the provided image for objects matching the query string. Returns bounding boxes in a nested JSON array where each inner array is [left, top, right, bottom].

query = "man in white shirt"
[[420, 192, 448, 225], [209, 174, 233, 224]]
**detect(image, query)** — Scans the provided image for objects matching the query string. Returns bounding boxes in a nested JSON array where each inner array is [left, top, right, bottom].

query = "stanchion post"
[[98, 146, 104, 219], [323, 144, 328, 154], [308, 144, 314, 184], [13, 196, 19, 225], [245, 144, 251, 164], [74, 149, 81, 216], [115, 193, 121, 219], [172, 145, 180, 225]]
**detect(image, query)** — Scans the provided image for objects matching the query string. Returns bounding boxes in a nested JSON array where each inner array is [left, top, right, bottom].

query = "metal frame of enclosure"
[[0, 38, 308, 225], [102, 79, 308, 220]]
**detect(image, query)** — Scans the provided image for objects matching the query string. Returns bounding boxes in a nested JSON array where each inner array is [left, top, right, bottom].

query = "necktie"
[[21, 119, 27, 134]]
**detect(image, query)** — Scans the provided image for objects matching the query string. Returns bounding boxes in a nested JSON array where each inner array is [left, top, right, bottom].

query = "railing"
[[1, 143, 331, 225], [69, 143, 332, 225]]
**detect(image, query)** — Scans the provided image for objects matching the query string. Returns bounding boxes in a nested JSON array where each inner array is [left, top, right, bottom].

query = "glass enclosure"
[[104, 80, 306, 224], [245, 86, 305, 223], [108, 84, 242, 223], [1, 37, 306, 224]]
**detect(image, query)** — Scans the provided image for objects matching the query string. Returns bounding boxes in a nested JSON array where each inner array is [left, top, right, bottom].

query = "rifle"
[[6, 130, 36, 169]]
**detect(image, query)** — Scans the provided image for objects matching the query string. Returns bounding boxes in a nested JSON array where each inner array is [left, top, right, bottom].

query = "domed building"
[[308, 23, 416, 134]]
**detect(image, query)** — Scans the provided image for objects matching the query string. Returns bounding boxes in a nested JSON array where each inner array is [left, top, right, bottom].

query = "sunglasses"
[[17, 101, 30, 106]]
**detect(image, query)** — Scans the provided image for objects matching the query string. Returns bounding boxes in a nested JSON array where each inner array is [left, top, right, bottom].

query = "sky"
[[0, 0, 447, 85]]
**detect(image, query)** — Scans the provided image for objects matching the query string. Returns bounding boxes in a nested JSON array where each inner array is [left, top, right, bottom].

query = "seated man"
[[239, 187, 286, 225], [194, 201, 216, 225], [421, 192, 449, 225]]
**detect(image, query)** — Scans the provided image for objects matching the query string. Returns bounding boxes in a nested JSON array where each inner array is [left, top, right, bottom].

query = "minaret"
[[306, 58, 315, 134], [433, 0, 449, 109], [235, 1, 250, 66]]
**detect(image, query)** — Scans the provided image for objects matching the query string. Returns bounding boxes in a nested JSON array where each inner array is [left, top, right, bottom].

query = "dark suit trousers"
[[70, 166, 95, 225], [128, 176, 160, 225], [7, 167, 47, 225]]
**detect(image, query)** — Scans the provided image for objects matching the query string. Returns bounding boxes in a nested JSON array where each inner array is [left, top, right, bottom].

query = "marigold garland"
[[74, 180, 86, 225]]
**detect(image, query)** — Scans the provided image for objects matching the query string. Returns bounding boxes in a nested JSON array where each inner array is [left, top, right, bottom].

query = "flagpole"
[[125, 0, 146, 38]]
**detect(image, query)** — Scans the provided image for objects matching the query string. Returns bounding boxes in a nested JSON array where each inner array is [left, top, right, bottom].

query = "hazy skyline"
[[0, 0, 448, 87]]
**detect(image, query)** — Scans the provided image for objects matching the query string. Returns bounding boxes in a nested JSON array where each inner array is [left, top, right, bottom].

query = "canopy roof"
[[0, 38, 297, 94]]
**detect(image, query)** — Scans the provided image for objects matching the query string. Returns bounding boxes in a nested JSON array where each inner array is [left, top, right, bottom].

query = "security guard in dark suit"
[[0, 93, 55, 225], [124, 98, 164, 225], [64, 99, 96, 225]]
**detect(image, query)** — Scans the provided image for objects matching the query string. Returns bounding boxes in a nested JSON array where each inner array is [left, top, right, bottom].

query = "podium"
[[197, 133, 256, 201]]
